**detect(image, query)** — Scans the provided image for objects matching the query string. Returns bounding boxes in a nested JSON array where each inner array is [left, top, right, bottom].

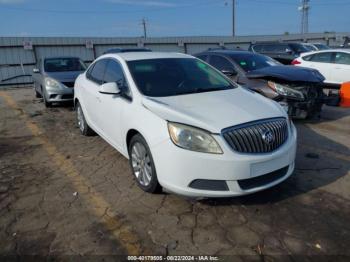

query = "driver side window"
[[104, 59, 131, 97], [104, 60, 126, 85], [87, 59, 107, 85], [209, 55, 233, 71]]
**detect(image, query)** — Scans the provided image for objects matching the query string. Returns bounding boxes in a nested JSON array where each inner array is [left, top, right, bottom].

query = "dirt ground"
[[0, 87, 349, 261]]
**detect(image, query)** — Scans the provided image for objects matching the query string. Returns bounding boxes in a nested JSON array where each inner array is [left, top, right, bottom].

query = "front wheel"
[[128, 134, 161, 193], [76, 101, 94, 136], [42, 90, 52, 108]]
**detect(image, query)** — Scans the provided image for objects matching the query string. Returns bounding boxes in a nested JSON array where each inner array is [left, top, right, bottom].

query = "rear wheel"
[[76, 101, 94, 136], [128, 134, 161, 193]]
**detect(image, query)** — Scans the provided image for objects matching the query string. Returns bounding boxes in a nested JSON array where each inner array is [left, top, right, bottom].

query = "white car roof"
[[300, 49, 350, 57], [101, 51, 193, 61]]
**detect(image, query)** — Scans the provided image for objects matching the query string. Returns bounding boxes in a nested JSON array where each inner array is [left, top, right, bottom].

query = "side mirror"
[[33, 68, 40, 73], [99, 82, 120, 95], [221, 68, 238, 77]]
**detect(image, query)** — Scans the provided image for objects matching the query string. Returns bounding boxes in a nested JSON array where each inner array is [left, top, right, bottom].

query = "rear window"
[[44, 58, 86, 72]]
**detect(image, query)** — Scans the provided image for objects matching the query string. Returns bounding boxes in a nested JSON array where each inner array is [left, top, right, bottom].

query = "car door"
[[331, 52, 350, 84], [304, 52, 334, 83], [80, 59, 108, 130], [96, 58, 130, 149]]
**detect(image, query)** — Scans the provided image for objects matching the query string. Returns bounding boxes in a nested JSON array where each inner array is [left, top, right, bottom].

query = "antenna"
[[299, 0, 310, 34]]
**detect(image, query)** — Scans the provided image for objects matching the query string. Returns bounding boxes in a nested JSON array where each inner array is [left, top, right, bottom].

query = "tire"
[[35, 90, 42, 98], [75, 101, 95, 136], [42, 89, 52, 108], [128, 134, 161, 193], [34, 84, 42, 98]]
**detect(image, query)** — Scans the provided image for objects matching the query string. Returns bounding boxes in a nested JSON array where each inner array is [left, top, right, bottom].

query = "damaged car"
[[195, 49, 337, 119]]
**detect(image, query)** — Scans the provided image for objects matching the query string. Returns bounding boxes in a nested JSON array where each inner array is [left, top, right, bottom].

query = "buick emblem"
[[262, 130, 275, 145]]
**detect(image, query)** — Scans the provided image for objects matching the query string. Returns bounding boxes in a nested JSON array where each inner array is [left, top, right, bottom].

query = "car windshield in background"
[[290, 43, 310, 53], [302, 44, 317, 51], [127, 58, 235, 97], [44, 58, 86, 72], [314, 44, 331, 50], [229, 53, 281, 72]]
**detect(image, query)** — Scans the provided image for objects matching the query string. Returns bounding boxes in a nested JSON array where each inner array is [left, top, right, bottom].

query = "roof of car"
[[300, 49, 350, 56], [198, 50, 256, 55], [43, 56, 81, 60], [101, 51, 192, 61]]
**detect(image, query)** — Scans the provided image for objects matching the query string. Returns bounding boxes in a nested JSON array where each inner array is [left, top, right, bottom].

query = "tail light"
[[291, 59, 301, 65]]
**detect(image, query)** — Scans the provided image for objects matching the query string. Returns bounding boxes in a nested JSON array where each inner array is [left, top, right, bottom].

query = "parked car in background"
[[292, 49, 350, 87], [302, 43, 331, 51], [103, 48, 151, 55], [74, 51, 297, 197], [32, 56, 86, 107], [341, 36, 350, 48], [249, 42, 311, 64], [195, 49, 335, 119]]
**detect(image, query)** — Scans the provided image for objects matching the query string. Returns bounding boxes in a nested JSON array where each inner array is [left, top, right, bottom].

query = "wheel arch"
[[126, 129, 142, 151], [74, 97, 79, 109]]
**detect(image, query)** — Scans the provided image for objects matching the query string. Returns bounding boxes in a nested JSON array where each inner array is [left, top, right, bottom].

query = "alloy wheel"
[[77, 106, 85, 132], [131, 142, 153, 186]]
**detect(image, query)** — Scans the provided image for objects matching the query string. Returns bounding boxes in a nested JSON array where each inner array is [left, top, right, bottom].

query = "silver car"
[[32, 56, 86, 107]]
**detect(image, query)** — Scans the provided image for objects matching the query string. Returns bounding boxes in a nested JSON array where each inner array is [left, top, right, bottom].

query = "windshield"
[[127, 58, 235, 97], [229, 53, 281, 72], [290, 43, 310, 53], [44, 58, 86, 72], [302, 44, 317, 51], [314, 44, 331, 50]]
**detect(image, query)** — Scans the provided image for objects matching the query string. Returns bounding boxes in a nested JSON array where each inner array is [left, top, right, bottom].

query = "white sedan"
[[292, 49, 350, 86], [74, 51, 297, 197]]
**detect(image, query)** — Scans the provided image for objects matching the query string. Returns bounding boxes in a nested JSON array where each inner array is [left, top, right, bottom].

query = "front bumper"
[[44, 86, 74, 102], [151, 124, 297, 197], [275, 89, 340, 119]]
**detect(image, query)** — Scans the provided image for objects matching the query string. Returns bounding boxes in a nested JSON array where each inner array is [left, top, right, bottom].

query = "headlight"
[[168, 122, 223, 154], [45, 77, 61, 89], [268, 81, 304, 100]]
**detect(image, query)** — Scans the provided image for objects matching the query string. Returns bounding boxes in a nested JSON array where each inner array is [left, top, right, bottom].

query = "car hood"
[[45, 71, 84, 82], [246, 65, 325, 83], [142, 88, 286, 133]]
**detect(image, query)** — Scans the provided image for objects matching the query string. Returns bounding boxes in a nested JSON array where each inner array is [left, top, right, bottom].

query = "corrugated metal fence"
[[1, 33, 349, 86]]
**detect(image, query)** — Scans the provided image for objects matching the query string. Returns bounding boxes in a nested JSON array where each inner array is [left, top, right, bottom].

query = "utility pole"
[[232, 0, 236, 37], [299, 0, 310, 34], [141, 18, 147, 38]]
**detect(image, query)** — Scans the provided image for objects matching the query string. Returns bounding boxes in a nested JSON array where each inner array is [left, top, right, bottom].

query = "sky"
[[0, 0, 349, 37]]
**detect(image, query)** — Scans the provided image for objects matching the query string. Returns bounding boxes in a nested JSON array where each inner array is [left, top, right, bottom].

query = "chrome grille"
[[222, 118, 288, 154]]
